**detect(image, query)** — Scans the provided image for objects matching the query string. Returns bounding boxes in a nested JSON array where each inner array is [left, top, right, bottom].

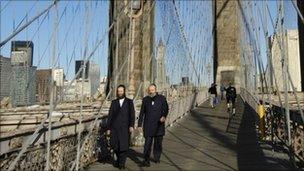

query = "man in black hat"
[[107, 85, 135, 169], [138, 84, 169, 167]]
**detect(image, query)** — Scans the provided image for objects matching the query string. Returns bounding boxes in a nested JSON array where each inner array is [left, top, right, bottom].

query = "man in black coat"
[[107, 85, 135, 169], [225, 82, 237, 114], [138, 84, 169, 167]]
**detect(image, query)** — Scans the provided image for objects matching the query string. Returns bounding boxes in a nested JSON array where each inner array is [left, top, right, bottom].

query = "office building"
[[270, 30, 302, 92], [10, 66, 37, 106], [0, 56, 11, 100], [11, 41, 34, 66]]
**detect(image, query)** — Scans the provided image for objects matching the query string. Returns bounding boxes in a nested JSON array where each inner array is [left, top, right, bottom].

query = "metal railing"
[[0, 89, 208, 170], [240, 88, 304, 168]]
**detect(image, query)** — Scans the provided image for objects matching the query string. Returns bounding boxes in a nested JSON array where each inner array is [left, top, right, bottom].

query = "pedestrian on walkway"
[[106, 85, 135, 170], [208, 83, 217, 108], [138, 84, 169, 167], [225, 83, 237, 114], [220, 84, 226, 100]]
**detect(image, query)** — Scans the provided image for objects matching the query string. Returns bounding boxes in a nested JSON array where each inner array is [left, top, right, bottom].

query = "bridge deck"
[[87, 97, 291, 170]]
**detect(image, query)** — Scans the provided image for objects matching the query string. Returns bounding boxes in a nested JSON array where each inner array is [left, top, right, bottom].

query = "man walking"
[[220, 84, 226, 100], [138, 84, 169, 167], [107, 85, 135, 169], [225, 83, 237, 114], [208, 83, 217, 108]]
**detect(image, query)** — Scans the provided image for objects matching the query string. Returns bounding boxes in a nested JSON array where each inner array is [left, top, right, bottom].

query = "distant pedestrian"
[[225, 83, 237, 114], [220, 84, 226, 100], [208, 83, 217, 108], [138, 84, 169, 167]]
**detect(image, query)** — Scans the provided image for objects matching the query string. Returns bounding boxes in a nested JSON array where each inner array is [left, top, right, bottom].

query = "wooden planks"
[[87, 98, 292, 170]]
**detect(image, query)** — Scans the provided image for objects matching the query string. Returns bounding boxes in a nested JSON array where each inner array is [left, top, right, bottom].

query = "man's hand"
[[137, 127, 142, 131], [106, 130, 110, 135], [129, 127, 134, 133], [160, 116, 166, 123]]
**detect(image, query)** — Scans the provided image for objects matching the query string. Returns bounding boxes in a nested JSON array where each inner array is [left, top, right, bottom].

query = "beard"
[[149, 92, 156, 97], [117, 93, 126, 99]]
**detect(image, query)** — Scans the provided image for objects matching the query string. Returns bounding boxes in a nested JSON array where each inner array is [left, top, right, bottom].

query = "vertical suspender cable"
[[45, 1, 58, 170], [279, 1, 292, 155], [76, 2, 91, 170]]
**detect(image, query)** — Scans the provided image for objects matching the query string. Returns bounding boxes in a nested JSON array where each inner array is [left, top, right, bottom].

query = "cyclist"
[[225, 83, 237, 114]]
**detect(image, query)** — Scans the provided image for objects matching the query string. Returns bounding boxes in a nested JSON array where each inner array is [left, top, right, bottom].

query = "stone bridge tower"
[[214, 0, 241, 91], [107, 0, 155, 98]]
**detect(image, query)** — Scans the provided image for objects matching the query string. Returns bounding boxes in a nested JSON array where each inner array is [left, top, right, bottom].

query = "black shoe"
[[140, 160, 150, 167], [154, 160, 160, 164], [113, 161, 119, 168], [118, 165, 125, 170]]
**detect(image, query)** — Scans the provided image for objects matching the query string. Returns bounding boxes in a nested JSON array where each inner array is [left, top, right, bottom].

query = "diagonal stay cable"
[[8, 1, 132, 170], [69, 1, 156, 170], [0, 0, 58, 47]]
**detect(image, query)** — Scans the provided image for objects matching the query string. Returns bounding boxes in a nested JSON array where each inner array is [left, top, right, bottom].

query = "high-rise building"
[[63, 80, 76, 101], [10, 41, 36, 106], [107, 0, 155, 98], [75, 60, 90, 79], [75, 79, 91, 99], [36, 69, 51, 103], [89, 63, 100, 96], [36, 68, 64, 104], [270, 30, 302, 92], [0, 56, 11, 100], [53, 68, 64, 87], [11, 41, 34, 66], [10, 66, 37, 106], [75, 60, 100, 98]]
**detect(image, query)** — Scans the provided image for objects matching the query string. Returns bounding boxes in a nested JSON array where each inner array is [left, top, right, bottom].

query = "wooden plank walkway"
[[87, 97, 292, 171]]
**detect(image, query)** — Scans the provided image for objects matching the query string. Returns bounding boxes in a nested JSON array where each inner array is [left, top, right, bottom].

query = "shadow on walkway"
[[190, 96, 292, 170]]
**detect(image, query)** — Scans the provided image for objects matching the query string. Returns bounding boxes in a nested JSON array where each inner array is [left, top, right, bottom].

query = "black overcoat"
[[138, 94, 169, 137], [107, 98, 135, 151]]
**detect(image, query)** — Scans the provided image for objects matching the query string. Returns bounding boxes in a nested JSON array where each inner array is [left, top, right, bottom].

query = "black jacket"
[[107, 97, 135, 151], [208, 86, 217, 95], [138, 94, 169, 137], [225, 86, 237, 98]]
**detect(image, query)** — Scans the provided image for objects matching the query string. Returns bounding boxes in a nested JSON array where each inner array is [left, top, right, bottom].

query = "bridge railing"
[[240, 88, 304, 167], [0, 89, 208, 170], [165, 89, 208, 127]]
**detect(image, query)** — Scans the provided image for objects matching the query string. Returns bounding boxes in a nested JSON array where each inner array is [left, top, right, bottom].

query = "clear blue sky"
[[0, 1, 299, 83]]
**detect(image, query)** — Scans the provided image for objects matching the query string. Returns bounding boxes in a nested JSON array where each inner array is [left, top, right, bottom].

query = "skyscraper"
[[75, 60, 100, 98], [270, 30, 302, 92], [10, 41, 36, 106], [10, 66, 37, 106], [75, 60, 90, 79], [0, 56, 11, 100], [11, 41, 34, 66], [36, 69, 52, 103]]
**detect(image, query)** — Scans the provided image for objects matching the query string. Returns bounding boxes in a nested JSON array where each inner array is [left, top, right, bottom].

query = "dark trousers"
[[226, 96, 236, 108], [143, 136, 163, 161], [115, 150, 128, 167]]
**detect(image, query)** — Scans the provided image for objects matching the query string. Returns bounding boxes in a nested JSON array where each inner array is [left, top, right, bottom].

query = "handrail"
[[240, 87, 304, 168], [0, 89, 208, 170]]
